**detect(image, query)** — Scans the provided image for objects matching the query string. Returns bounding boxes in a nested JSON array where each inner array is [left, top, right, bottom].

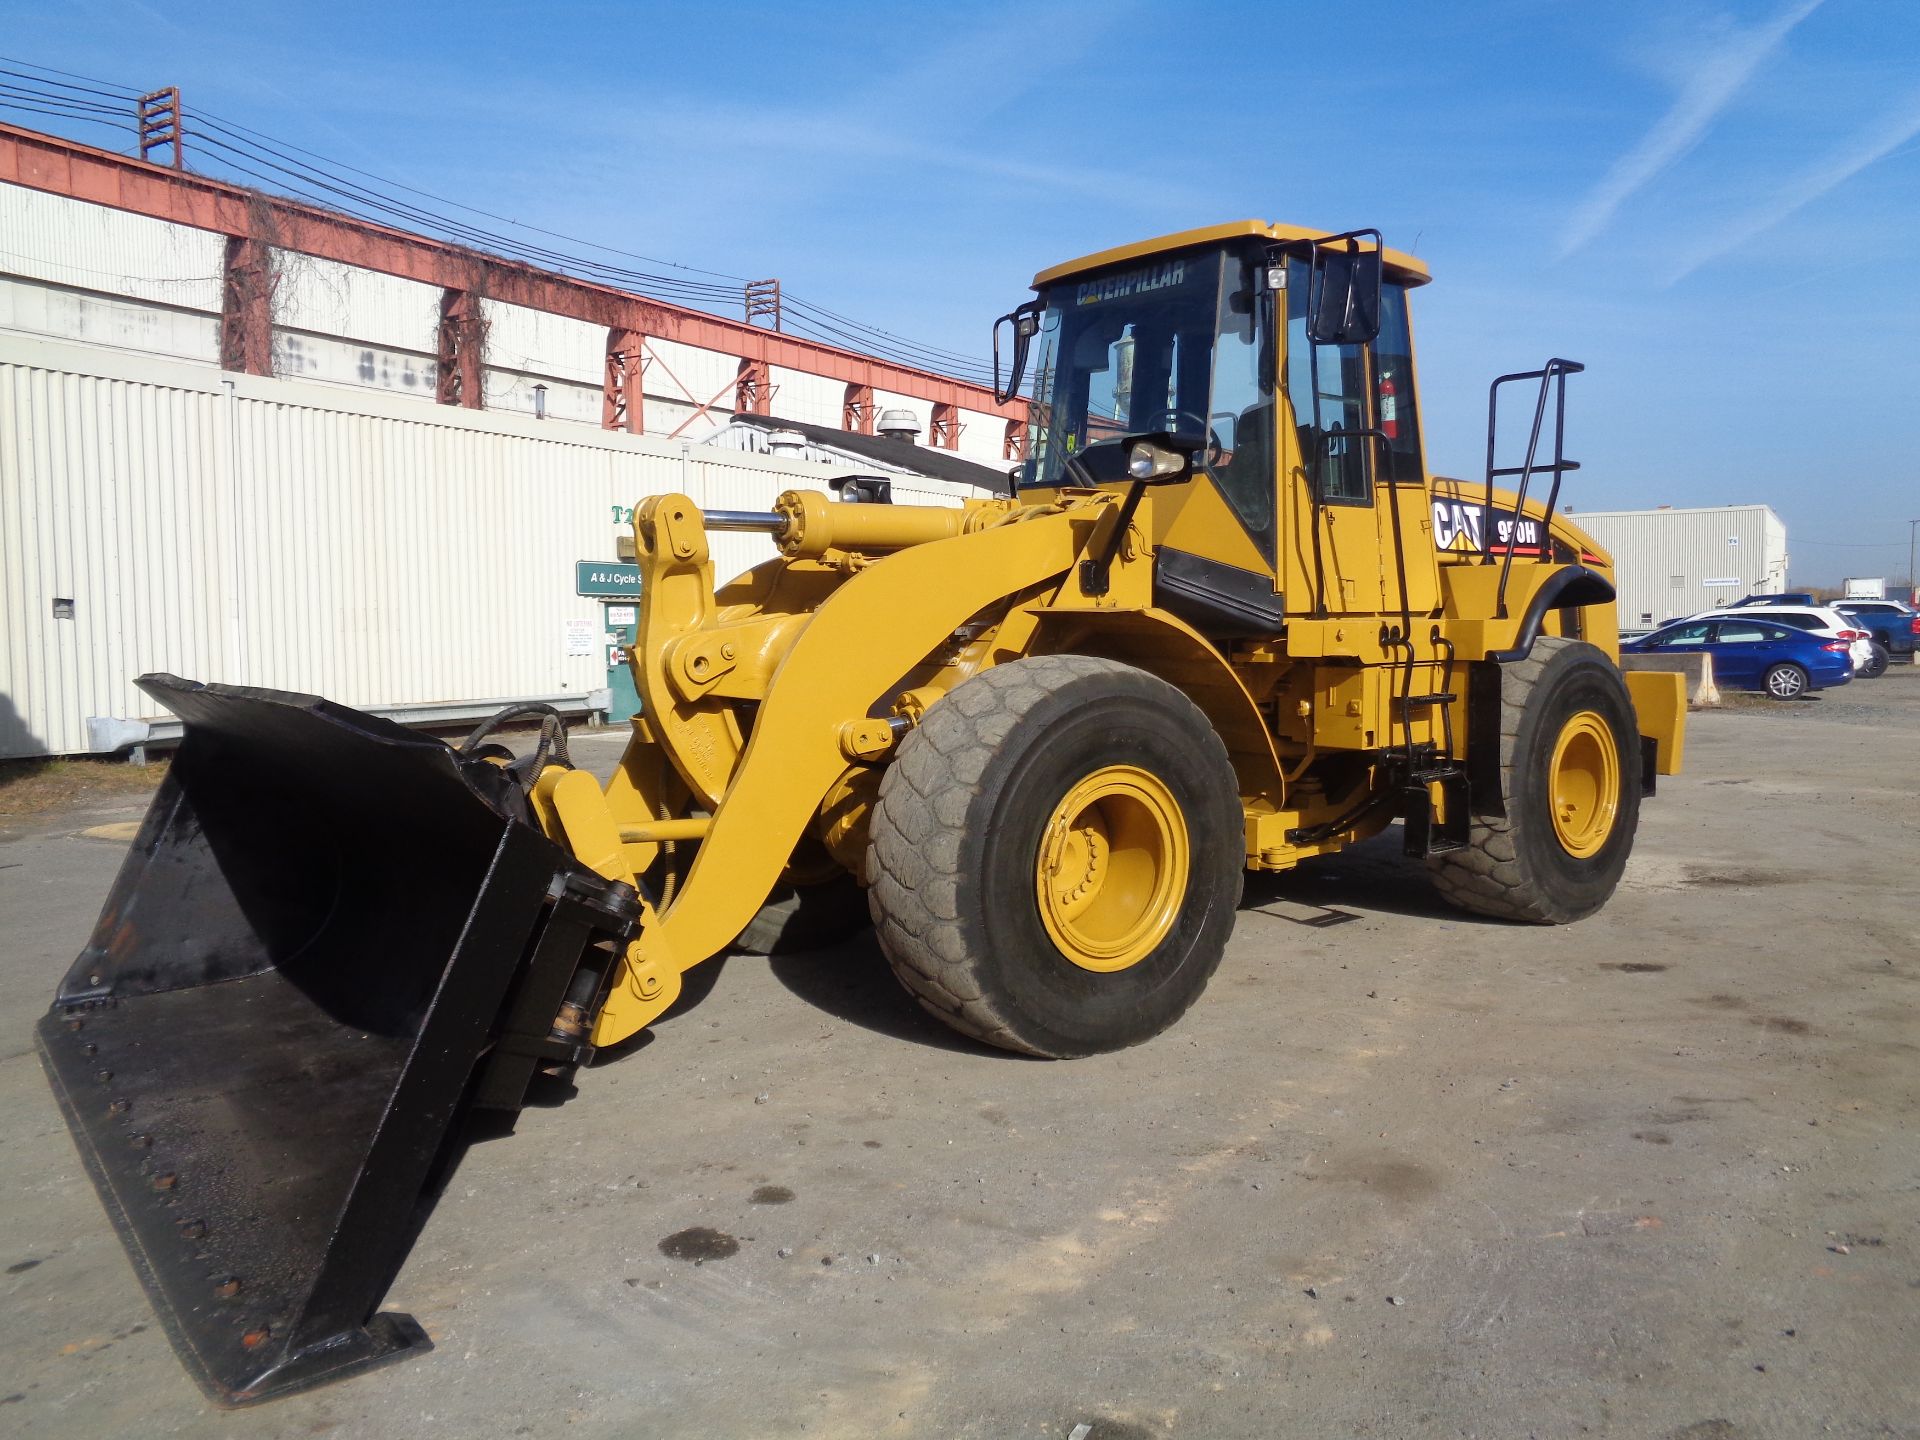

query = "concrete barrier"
[[1620, 652, 1721, 707]]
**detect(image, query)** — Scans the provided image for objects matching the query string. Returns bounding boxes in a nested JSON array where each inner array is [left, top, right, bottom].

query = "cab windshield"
[[1015, 245, 1276, 555]]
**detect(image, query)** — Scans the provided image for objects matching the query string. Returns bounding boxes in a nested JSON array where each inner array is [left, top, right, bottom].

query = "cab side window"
[[1373, 283, 1423, 487], [1286, 258, 1369, 505], [1207, 256, 1277, 553]]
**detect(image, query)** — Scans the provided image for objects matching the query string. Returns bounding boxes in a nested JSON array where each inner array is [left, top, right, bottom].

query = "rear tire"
[[1861, 643, 1889, 679], [866, 655, 1243, 1058], [1764, 662, 1808, 700], [1428, 637, 1641, 924]]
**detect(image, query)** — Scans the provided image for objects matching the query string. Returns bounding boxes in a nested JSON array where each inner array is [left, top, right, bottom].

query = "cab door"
[[1278, 256, 1386, 617]]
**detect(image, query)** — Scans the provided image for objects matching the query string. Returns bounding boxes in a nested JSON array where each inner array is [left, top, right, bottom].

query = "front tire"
[[1764, 662, 1808, 700], [866, 655, 1243, 1058], [1428, 637, 1641, 924]]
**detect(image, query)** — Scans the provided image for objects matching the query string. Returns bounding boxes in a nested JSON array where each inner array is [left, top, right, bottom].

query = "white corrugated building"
[[1568, 504, 1789, 632], [0, 335, 1002, 760]]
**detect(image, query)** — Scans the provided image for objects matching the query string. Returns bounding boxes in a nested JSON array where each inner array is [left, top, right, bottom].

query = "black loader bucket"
[[35, 676, 637, 1405]]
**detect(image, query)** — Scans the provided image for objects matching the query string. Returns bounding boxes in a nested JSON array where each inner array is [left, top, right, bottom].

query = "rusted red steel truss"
[[0, 122, 1020, 448]]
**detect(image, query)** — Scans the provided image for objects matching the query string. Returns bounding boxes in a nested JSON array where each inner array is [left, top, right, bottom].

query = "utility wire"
[[0, 55, 140, 98], [187, 102, 754, 289], [0, 55, 1003, 385]]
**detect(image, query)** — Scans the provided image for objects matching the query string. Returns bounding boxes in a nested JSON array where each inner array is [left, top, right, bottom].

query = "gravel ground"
[[1, 668, 1915, 1438]]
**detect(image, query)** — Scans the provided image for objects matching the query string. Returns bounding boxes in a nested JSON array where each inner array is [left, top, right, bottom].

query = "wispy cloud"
[[1558, 0, 1825, 257], [1669, 92, 1920, 280]]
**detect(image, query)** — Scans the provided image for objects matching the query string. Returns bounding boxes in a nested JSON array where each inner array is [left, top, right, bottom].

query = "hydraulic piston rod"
[[704, 510, 788, 532]]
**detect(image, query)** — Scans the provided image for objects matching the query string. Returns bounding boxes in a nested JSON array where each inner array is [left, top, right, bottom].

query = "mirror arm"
[[993, 299, 1043, 405], [1078, 478, 1150, 598]]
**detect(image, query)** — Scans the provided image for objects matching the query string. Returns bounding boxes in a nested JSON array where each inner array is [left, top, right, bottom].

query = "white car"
[[1688, 605, 1875, 673]]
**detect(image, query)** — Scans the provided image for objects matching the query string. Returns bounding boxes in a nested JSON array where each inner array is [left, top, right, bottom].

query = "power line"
[[0, 54, 140, 98], [187, 103, 755, 289], [0, 56, 1003, 385]]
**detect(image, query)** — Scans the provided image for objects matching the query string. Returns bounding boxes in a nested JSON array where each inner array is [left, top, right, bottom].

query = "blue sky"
[[14, 0, 1920, 583]]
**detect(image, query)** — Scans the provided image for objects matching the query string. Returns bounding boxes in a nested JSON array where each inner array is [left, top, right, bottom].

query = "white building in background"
[[1, 335, 1006, 761], [1569, 504, 1789, 632]]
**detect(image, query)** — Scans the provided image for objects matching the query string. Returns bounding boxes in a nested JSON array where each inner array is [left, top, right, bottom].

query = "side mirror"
[[992, 300, 1043, 404], [1308, 242, 1382, 346]]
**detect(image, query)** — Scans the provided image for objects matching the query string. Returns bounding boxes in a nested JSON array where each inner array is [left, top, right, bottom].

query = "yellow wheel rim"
[[1548, 709, 1620, 859], [1035, 765, 1188, 973]]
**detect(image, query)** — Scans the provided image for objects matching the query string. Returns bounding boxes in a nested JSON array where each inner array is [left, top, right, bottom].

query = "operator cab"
[[993, 222, 1432, 636]]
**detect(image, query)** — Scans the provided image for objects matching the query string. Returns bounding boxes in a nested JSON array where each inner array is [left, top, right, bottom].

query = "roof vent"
[[877, 408, 921, 443], [765, 428, 807, 457]]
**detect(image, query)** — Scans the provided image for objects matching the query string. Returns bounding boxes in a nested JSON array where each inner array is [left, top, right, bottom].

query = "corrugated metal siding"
[[644, 337, 742, 417], [275, 253, 439, 352], [481, 299, 604, 385], [0, 274, 220, 363], [956, 405, 1009, 465], [0, 333, 933, 758], [768, 366, 844, 429], [1572, 505, 1788, 630], [0, 185, 224, 312]]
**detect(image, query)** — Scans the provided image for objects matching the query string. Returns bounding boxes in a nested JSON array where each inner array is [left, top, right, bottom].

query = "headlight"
[[1126, 440, 1186, 480]]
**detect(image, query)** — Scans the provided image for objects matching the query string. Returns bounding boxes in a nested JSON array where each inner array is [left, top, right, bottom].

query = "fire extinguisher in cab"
[[1379, 370, 1399, 440]]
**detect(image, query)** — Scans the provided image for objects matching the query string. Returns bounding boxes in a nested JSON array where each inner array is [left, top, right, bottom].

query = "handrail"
[[1482, 358, 1585, 618]]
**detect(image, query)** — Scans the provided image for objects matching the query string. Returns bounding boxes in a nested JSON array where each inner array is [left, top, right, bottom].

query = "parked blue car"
[[1623, 616, 1854, 699]]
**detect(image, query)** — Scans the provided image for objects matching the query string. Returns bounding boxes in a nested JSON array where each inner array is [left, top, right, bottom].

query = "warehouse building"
[[0, 119, 1018, 759], [1568, 504, 1789, 632]]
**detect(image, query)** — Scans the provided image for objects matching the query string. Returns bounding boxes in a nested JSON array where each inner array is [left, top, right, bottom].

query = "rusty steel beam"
[[603, 327, 645, 434], [218, 235, 274, 376], [0, 122, 1019, 423], [929, 401, 961, 451], [843, 382, 875, 435], [734, 357, 773, 417], [437, 290, 486, 409], [1003, 417, 1027, 462]]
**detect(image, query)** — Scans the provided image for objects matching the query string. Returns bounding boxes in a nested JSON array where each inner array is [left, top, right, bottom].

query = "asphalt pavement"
[[2, 670, 1916, 1438]]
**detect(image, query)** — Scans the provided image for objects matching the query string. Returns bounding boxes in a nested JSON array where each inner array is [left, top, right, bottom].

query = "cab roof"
[[1032, 220, 1432, 290]]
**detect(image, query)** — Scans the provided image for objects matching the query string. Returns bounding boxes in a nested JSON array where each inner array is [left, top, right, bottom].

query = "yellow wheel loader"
[[37, 221, 1687, 1404]]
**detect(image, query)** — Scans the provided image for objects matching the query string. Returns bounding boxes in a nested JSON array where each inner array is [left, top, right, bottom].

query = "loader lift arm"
[[546, 494, 1097, 1045]]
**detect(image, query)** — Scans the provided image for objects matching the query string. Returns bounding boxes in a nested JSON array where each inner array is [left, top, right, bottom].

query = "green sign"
[[576, 561, 642, 597]]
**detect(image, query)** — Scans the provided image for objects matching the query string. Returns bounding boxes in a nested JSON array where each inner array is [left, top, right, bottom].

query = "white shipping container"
[[1843, 577, 1886, 599], [0, 333, 961, 758]]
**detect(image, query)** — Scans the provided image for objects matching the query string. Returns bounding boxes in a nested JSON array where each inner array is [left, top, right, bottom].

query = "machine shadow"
[[585, 826, 1499, 1074], [766, 932, 1033, 1058], [1240, 826, 1504, 925]]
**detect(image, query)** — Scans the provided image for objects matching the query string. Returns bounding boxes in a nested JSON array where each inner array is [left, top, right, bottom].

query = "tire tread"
[[867, 655, 1233, 1056]]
